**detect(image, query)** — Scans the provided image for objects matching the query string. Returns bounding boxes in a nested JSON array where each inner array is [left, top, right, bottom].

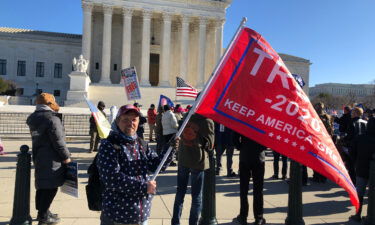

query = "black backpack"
[[85, 153, 103, 211]]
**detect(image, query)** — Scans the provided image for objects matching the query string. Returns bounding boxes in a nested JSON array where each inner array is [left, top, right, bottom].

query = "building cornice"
[[83, 0, 228, 20]]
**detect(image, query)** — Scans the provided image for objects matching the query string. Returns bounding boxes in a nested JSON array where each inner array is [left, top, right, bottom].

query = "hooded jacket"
[[97, 125, 174, 224], [26, 105, 70, 189]]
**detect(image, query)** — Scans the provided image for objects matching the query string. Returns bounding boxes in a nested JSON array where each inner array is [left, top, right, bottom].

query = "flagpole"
[[150, 17, 247, 181]]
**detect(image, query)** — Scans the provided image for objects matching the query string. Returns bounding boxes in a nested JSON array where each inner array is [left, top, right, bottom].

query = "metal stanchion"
[[285, 160, 305, 225], [10, 145, 32, 225], [199, 151, 217, 225], [363, 153, 375, 225]]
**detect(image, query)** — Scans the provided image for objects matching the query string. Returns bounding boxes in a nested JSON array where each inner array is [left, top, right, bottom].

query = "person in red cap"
[[97, 104, 177, 225], [26, 93, 71, 225]]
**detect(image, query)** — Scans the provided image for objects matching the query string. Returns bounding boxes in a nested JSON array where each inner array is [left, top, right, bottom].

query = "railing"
[[0, 112, 90, 137]]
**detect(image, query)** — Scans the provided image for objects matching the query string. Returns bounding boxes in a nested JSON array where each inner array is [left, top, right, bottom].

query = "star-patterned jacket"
[[97, 129, 174, 224]]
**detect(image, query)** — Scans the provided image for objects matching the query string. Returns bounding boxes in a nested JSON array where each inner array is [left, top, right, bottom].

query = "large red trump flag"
[[195, 27, 359, 210]]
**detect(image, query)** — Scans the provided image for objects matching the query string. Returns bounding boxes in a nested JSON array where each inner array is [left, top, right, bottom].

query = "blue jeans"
[[171, 166, 204, 225]]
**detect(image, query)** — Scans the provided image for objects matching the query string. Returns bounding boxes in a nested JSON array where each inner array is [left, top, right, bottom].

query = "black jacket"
[[214, 123, 235, 147], [234, 133, 266, 165], [26, 106, 70, 189], [337, 113, 351, 133], [345, 117, 367, 160], [354, 122, 375, 179]]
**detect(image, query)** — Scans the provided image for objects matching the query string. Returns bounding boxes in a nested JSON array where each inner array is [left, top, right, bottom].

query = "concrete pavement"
[[0, 138, 365, 225]]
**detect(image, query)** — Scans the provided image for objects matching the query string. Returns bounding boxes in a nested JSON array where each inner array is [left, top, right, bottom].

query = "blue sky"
[[1, 0, 374, 87]]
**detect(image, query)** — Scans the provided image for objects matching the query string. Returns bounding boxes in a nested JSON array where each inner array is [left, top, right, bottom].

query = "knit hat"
[[36, 93, 60, 112]]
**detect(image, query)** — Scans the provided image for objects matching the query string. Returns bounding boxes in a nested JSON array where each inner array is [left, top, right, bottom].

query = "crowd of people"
[[23, 91, 375, 225]]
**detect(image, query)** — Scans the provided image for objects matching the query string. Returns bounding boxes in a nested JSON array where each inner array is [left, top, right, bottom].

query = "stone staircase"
[[0, 110, 152, 141]]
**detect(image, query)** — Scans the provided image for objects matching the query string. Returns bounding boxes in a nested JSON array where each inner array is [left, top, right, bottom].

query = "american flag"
[[176, 77, 198, 98]]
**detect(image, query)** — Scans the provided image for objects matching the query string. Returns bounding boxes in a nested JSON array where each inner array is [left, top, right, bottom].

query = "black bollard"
[[199, 151, 218, 225], [10, 145, 32, 225], [285, 160, 305, 225], [363, 153, 375, 225]]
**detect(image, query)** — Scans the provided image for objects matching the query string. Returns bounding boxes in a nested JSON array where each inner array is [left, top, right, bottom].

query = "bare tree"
[[311, 93, 345, 110], [343, 91, 358, 107]]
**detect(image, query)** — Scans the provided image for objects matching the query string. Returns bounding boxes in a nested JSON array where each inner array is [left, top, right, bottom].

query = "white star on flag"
[[269, 132, 274, 137], [300, 146, 305, 151], [276, 135, 281, 140], [284, 138, 289, 143], [292, 142, 297, 147]]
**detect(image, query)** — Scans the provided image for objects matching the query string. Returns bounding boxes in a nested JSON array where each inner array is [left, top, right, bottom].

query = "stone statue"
[[73, 54, 89, 73]]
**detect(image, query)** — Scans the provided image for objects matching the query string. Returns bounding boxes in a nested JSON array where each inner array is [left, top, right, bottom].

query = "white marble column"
[[197, 17, 207, 87], [159, 13, 172, 87], [100, 5, 113, 84], [215, 19, 225, 64], [140, 10, 152, 86], [122, 8, 133, 70], [82, 2, 93, 69], [179, 15, 189, 81]]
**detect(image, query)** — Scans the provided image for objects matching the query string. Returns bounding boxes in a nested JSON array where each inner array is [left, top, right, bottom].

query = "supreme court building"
[[0, 0, 311, 106], [83, 0, 230, 87]]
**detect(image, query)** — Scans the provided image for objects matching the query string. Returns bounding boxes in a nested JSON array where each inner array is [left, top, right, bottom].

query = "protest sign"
[[61, 162, 78, 198], [121, 67, 141, 101]]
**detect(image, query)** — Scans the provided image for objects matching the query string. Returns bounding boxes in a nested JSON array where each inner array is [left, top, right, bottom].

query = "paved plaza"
[[0, 138, 364, 225]]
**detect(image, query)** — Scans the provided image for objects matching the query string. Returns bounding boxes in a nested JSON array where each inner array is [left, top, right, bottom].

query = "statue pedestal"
[[64, 71, 91, 106]]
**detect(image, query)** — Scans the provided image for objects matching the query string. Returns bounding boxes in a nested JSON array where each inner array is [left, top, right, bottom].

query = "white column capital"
[[199, 17, 209, 26], [82, 2, 93, 12], [142, 10, 153, 20], [162, 12, 173, 22], [180, 14, 190, 24], [215, 18, 225, 27], [122, 8, 134, 17], [103, 5, 113, 15]]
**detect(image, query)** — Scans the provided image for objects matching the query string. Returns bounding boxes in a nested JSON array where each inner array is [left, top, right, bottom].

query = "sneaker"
[[281, 175, 287, 180], [233, 215, 247, 225], [37, 211, 59, 221], [37, 214, 60, 225], [169, 161, 177, 167], [254, 218, 266, 225], [271, 175, 278, 179], [349, 214, 361, 222]]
